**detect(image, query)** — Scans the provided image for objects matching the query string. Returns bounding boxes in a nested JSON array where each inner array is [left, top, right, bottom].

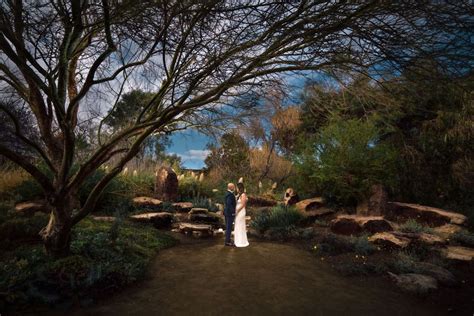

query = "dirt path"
[[59, 237, 446, 316]]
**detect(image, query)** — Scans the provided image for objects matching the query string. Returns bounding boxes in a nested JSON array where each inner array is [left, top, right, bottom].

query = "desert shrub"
[[399, 219, 433, 234], [452, 230, 474, 247], [160, 201, 175, 213], [0, 218, 176, 310], [251, 205, 303, 236]]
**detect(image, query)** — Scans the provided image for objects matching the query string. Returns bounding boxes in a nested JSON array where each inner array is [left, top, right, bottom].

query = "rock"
[[442, 246, 474, 261], [91, 216, 116, 222], [247, 195, 278, 207], [189, 208, 209, 215], [330, 215, 393, 235], [172, 202, 193, 212], [178, 223, 213, 237], [15, 200, 48, 215], [295, 197, 325, 212], [132, 196, 163, 209], [155, 166, 178, 201], [330, 217, 362, 235], [130, 212, 174, 228], [388, 202, 467, 226], [416, 262, 457, 286], [189, 213, 221, 224], [433, 224, 464, 239], [283, 188, 300, 206], [391, 231, 446, 246], [388, 272, 438, 295], [369, 232, 410, 249]]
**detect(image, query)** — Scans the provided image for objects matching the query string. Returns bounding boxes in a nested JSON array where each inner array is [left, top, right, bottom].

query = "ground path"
[[58, 237, 444, 316]]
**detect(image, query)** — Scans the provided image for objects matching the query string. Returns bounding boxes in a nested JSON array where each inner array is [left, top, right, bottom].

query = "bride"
[[234, 182, 249, 247]]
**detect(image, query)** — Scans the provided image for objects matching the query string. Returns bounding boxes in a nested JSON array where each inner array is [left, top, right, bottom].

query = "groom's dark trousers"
[[224, 190, 236, 244]]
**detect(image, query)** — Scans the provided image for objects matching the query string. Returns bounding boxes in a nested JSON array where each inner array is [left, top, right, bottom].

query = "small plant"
[[191, 196, 219, 212], [161, 201, 176, 213], [452, 230, 474, 247], [251, 205, 303, 238], [351, 235, 376, 255], [399, 219, 433, 234]]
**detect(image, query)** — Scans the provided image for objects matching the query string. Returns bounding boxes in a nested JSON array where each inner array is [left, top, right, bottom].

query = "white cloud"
[[171, 149, 210, 161]]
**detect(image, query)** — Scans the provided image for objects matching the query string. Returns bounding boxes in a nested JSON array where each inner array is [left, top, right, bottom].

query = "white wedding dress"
[[234, 194, 249, 247]]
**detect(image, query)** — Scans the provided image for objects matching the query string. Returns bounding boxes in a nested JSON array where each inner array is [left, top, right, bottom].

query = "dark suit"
[[224, 190, 236, 244]]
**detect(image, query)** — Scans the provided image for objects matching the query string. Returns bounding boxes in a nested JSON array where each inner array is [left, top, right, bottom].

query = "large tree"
[[0, 0, 472, 256]]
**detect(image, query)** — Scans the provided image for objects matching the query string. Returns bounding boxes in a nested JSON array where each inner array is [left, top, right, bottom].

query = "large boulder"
[[155, 166, 178, 201], [388, 202, 467, 226], [247, 195, 278, 207], [130, 212, 174, 228], [330, 215, 393, 235], [15, 200, 48, 215], [188, 208, 222, 225], [178, 223, 213, 237], [132, 196, 163, 209], [368, 232, 411, 249], [296, 197, 335, 220], [283, 188, 300, 206], [441, 246, 474, 261], [388, 272, 438, 295]]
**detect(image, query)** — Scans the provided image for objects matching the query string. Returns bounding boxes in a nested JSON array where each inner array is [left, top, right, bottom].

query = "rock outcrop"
[[432, 224, 464, 239], [357, 184, 388, 216], [330, 215, 393, 235], [15, 200, 48, 215], [132, 196, 163, 209], [388, 202, 467, 226], [178, 223, 213, 237], [130, 212, 174, 228], [368, 232, 411, 249], [441, 246, 474, 261], [155, 166, 178, 201], [296, 197, 335, 220]]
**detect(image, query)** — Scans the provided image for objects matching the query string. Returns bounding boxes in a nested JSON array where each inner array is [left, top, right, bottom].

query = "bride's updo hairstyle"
[[236, 182, 245, 198]]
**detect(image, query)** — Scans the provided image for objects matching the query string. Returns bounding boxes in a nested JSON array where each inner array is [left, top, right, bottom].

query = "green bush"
[[452, 230, 474, 247], [351, 235, 376, 255], [295, 117, 398, 204], [399, 219, 433, 234], [191, 196, 218, 212], [251, 205, 303, 236], [0, 218, 176, 310]]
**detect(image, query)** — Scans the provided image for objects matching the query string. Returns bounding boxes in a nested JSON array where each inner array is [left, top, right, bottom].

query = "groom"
[[224, 183, 236, 246]]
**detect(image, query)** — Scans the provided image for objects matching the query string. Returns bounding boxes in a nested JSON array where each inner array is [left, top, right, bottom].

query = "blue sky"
[[166, 72, 318, 169]]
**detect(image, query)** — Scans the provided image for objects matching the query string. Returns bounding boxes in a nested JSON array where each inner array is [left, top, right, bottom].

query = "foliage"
[[0, 213, 49, 249], [314, 233, 376, 256], [452, 230, 474, 248], [351, 235, 376, 255], [0, 169, 30, 200], [295, 117, 398, 204], [190, 197, 219, 212], [399, 219, 433, 234], [0, 218, 176, 310], [251, 205, 303, 236]]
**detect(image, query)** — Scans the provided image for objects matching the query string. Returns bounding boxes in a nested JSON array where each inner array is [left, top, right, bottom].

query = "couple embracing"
[[223, 182, 249, 248]]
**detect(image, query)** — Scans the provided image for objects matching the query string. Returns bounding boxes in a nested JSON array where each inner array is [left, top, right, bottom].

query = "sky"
[[166, 72, 317, 169]]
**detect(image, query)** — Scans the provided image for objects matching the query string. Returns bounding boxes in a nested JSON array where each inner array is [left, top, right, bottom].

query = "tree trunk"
[[40, 211, 72, 257]]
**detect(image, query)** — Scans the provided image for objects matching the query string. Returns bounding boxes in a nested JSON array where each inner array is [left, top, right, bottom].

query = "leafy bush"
[[452, 230, 474, 247], [251, 205, 303, 236], [0, 218, 176, 310], [351, 235, 376, 255], [295, 117, 398, 204], [399, 219, 433, 234], [191, 196, 219, 212]]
